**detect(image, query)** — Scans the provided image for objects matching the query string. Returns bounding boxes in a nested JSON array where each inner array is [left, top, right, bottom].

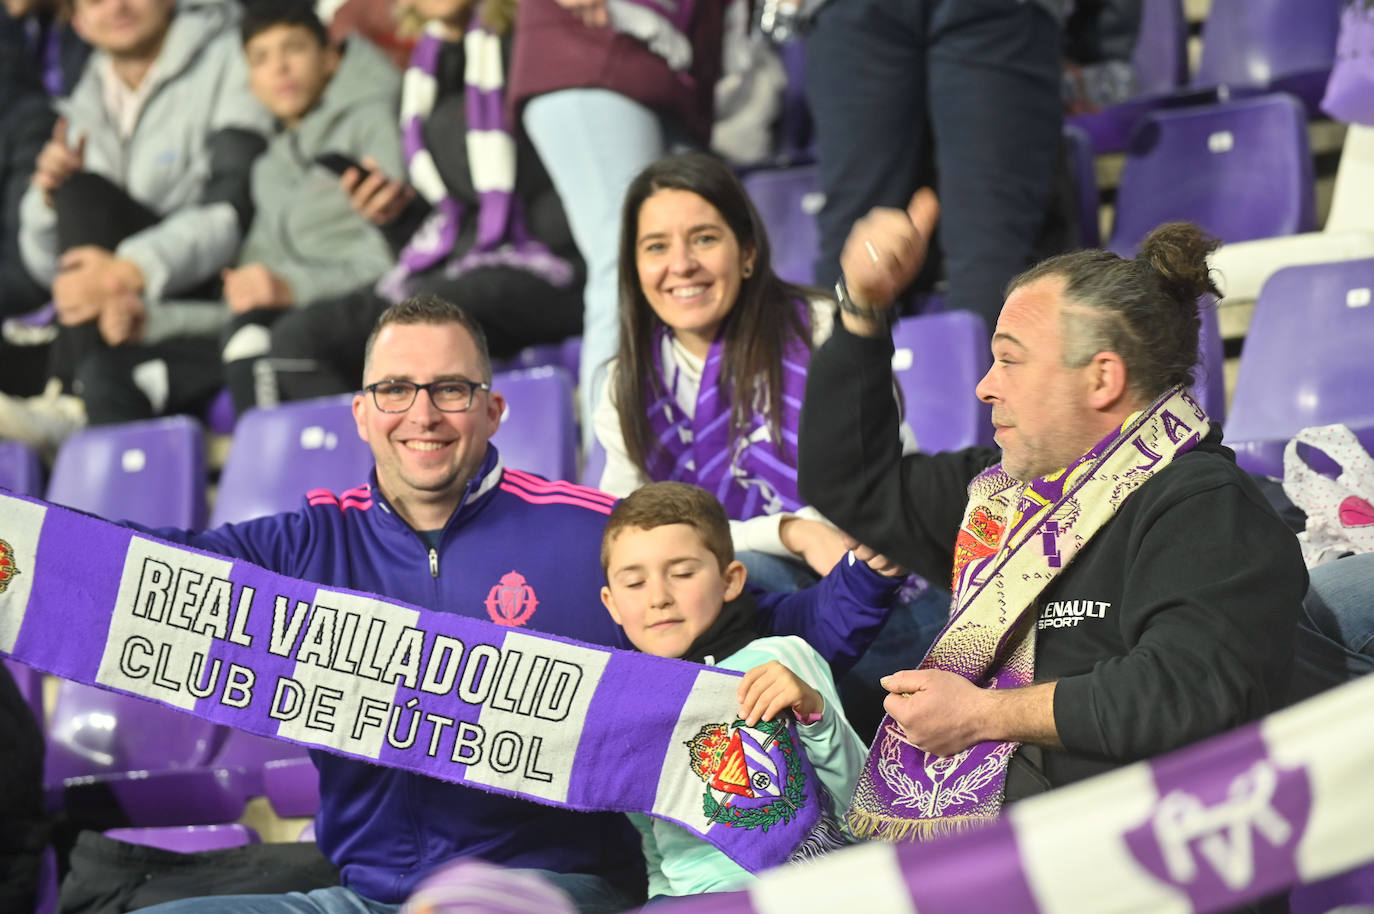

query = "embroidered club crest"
[[484, 570, 538, 627], [685, 718, 808, 831], [0, 537, 20, 594]]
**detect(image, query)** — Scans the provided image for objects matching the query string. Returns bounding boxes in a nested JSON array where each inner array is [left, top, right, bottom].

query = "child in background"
[[599, 481, 867, 897]]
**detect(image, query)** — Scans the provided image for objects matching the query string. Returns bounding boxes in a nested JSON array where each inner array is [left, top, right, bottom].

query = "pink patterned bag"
[[1282, 423, 1374, 566]]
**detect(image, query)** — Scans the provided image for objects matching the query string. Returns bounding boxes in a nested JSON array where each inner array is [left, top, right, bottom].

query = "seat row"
[[747, 90, 1327, 290]]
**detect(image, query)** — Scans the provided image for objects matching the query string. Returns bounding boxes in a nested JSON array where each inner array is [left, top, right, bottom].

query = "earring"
[[743, 265, 754, 278]]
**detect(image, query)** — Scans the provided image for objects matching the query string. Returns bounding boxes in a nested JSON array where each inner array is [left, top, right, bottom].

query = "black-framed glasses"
[[363, 379, 491, 413]]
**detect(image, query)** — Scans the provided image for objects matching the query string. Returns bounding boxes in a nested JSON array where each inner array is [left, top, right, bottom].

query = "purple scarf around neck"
[[376, 14, 573, 303], [642, 305, 811, 521], [849, 386, 1209, 842]]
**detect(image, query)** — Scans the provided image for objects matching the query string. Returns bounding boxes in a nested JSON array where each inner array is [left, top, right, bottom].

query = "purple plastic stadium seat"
[[0, 440, 44, 496], [210, 394, 375, 527], [39, 416, 257, 825], [505, 342, 563, 373], [580, 439, 607, 489], [492, 367, 578, 482], [741, 165, 822, 287], [204, 387, 237, 436], [46, 415, 207, 531], [106, 823, 260, 853], [1067, 0, 1188, 153], [208, 729, 309, 800], [1194, 296, 1226, 425], [890, 311, 995, 453], [263, 755, 321, 818], [1109, 94, 1315, 257], [499, 338, 581, 382], [1225, 258, 1374, 478], [558, 335, 582, 382], [1192, 0, 1343, 114]]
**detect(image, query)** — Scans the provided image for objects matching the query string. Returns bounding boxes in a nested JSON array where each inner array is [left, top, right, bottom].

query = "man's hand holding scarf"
[[880, 671, 1062, 757]]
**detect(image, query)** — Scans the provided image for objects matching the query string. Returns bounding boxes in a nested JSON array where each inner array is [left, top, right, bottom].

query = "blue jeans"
[[804, 0, 1061, 324], [135, 871, 638, 914], [522, 90, 672, 453], [1288, 553, 1374, 704]]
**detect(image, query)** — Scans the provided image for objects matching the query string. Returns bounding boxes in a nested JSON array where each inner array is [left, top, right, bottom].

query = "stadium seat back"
[[1195, 296, 1227, 425], [742, 165, 822, 287], [1110, 94, 1315, 255], [492, 367, 578, 482], [0, 440, 44, 497], [1226, 258, 1374, 476], [1193, 0, 1342, 109], [890, 311, 995, 453], [47, 415, 206, 531], [1133, 0, 1189, 95], [211, 394, 374, 527]]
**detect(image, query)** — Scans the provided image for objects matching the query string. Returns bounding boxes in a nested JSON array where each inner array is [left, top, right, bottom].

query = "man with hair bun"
[[798, 191, 1305, 837]]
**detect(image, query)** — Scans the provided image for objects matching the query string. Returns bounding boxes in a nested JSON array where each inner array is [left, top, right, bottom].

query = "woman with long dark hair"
[[594, 151, 913, 589]]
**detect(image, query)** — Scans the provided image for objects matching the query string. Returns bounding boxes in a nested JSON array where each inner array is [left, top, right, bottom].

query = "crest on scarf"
[[484, 571, 538, 627], [951, 505, 1004, 589], [0, 537, 20, 594], [685, 718, 807, 831]]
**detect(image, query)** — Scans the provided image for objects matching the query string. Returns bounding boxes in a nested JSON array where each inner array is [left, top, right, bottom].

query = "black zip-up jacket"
[[797, 318, 1307, 794]]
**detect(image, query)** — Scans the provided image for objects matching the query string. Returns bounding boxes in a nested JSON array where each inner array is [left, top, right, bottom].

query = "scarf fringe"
[[845, 808, 999, 843]]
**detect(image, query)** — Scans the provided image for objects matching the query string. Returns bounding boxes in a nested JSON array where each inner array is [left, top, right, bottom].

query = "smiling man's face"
[[352, 321, 502, 529]]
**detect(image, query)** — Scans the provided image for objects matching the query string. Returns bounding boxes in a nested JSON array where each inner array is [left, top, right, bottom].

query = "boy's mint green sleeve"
[[625, 813, 673, 899], [633, 636, 868, 897], [723, 636, 869, 815]]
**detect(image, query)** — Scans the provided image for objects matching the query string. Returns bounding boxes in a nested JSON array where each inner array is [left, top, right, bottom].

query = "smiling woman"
[[593, 153, 924, 590]]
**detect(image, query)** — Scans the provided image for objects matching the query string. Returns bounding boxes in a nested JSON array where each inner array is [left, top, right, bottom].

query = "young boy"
[[219, 0, 404, 413], [600, 481, 869, 897]]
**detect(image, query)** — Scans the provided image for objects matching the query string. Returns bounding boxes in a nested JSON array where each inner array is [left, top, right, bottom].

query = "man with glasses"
[[136, 294, 903, 914]]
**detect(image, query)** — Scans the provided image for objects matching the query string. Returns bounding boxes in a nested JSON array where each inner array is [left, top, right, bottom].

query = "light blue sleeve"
[[720, 636, 868, 822]]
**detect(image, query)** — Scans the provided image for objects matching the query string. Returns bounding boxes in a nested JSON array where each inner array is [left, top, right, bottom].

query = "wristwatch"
[[834, 275, 887, 321]]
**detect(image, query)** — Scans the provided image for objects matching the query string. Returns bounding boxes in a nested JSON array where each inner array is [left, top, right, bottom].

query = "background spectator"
[[511, 0, 727, 447], [803, 0, 1064, 328], [1, 0, 271, 454], [0, 0, 89, 397], [260, 0, 584, 406], [217, 0, 403, 415]]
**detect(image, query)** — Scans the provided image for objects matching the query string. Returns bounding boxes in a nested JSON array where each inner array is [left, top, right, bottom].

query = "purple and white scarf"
[[643, 310, 810, 521], [849, 386, 1208, 841], [636, 673, 1374, 914], [607, 0, 698, 73], [376, 14, 573, 302], [0, 489, 832, 874]]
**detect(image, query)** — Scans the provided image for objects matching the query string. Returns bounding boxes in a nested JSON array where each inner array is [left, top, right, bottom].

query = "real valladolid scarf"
[[849, 385, 1208, 841], [645, 307, 811, 522], [0, 493, 830, 874], [376, 13, 573, 302]]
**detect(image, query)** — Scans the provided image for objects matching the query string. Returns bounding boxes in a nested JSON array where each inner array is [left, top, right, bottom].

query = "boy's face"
[[601, 523, 746, 659], [245, 23, 338, 126]]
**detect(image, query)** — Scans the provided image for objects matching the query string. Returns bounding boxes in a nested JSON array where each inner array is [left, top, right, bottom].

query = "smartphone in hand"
[[315, 152, 369, 178]]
